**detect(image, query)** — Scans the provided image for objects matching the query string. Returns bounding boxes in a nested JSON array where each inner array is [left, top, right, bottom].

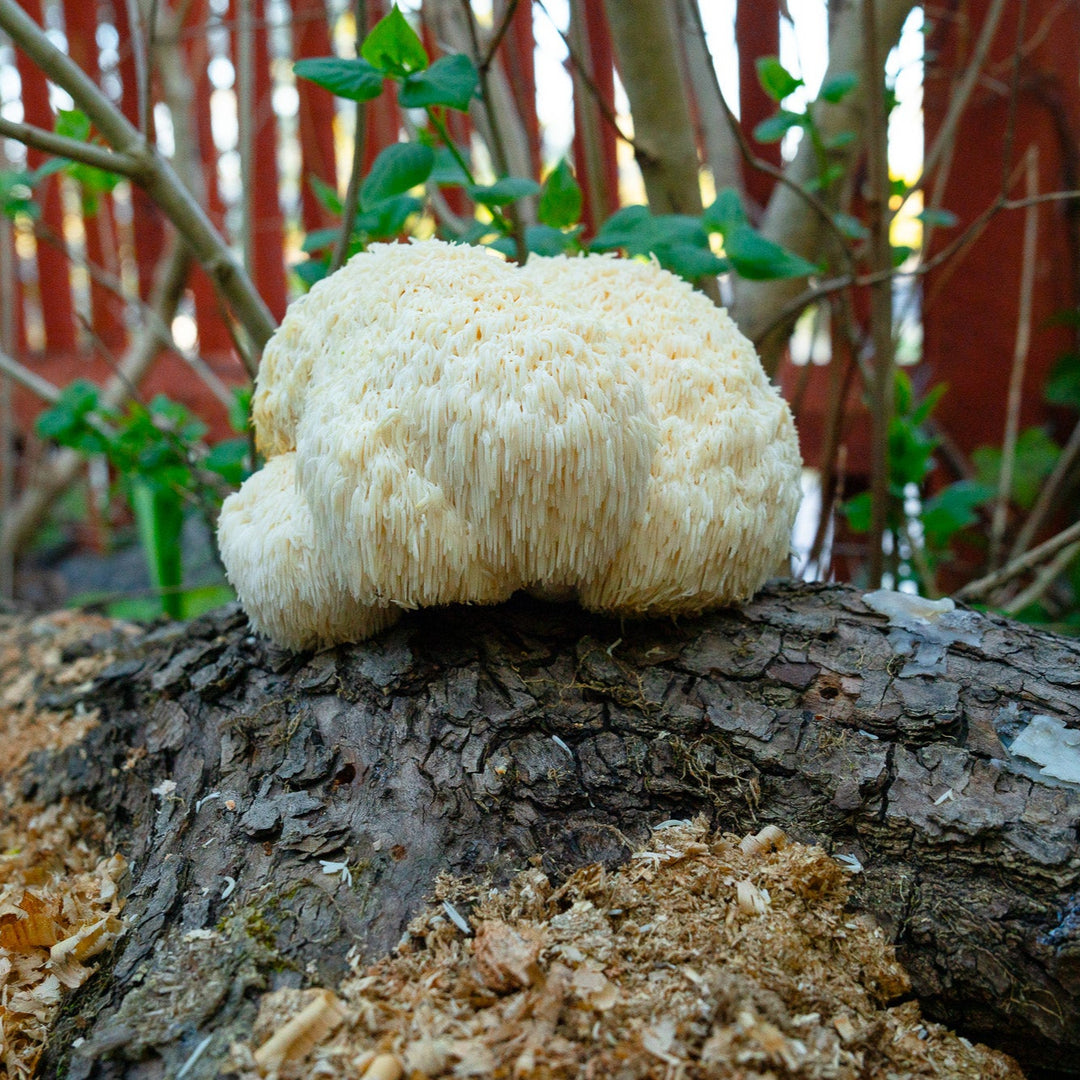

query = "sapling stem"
[[331, 0, 368, 275]]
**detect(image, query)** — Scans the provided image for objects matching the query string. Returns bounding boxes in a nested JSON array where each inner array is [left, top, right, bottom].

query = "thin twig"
[[864, 0, 893, 589], [459, 0, 526, 263], [125, 0, 152, 136], [1002, 540, 1080, 615], [534, 0, 636, 149], [0, 349, 62, 404], [999, 0, 1029, 195], [0, 221, 13, 601], [751, 188, 1080, 349], [956, 516, 1080, 602], [330, 0, 368, 275], [1010, 417, 1080, 561], [989, 146, 1039, 569], [480, 0, 520, 73], [907, 0, 1009, 201], [0, 117, 141, 175]]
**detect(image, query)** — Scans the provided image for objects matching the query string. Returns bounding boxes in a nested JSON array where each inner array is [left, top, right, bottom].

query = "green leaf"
[[399, 54, 477, 110], [294, 257, 329, 287], [842, 491, 872, 533], [972, 427, 1061, 510], [652, 243, 729, 282], [452, 220, 498, 246], [204, 437, 251, 486], [891, 244, 914, 267], [756, 56, 803, 102], [35, 379, 100, 441], [467, 177, 541, 207], [833, 212, 869, 241], [228, 387, 252, 434], [56, 110, 118, 205], [819, 72, 858, 104], [703, 188, 748, 234], [753, 109, 805, 144], [429, 145, 472, 186], [920, 481, 994, 548], [823, 129, 857, 151], [805, 162, 845, 191], [538, 159, 582, 229], [1046, 351, 1080, 410], [890, 177, 908, 198], [917, 207, 959, 228], [524, 223, 583, 256], [591, 206, 706, 253], [908, 383, 946, 428], [55, 108, 91, 142], [354, 193, 422, 237], [361, 5, 428, 76], [294, 56, 385, 101], [722, 224, 817, 280], [361, 143, 434, 205], [300, 227, 341, 253], [308, 175, 343, 215]]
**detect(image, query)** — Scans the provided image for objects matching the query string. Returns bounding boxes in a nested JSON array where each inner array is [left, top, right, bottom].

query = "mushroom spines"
[[218, 239, 802, 650]]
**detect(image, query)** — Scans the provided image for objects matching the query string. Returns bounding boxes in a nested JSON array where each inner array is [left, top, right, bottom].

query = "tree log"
[[22, 582, 1080, 1078]]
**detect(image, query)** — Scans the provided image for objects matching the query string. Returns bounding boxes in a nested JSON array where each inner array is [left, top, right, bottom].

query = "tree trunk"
[[23, 583, 1080, 1079]]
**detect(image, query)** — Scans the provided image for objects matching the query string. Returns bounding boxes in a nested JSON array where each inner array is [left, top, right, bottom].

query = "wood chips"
[[0, 611, 131, 1079], [235, 821, 1025, 1080]]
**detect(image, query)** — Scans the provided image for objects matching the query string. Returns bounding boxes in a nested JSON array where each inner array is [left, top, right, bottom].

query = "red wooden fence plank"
[[569, 0, 618, 237], [14, 0, 76, 353], [923, 0, 1080, 460], [250, 0, 288, 322], [111, 0, 167, 303], [292, 0, 338, 233], [501, 0, 541, 180], [187, 0, 236, 356], [736, 0, 780, 218]]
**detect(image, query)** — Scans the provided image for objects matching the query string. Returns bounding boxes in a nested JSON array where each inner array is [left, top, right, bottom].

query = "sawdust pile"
[[0, 610, 137, 773], [0, 801, 127, 1079], [0, 611, 131, 1079], [235, 822, 1024, 1080]]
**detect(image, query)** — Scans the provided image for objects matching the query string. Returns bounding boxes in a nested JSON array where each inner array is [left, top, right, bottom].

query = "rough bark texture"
[[22, 583, 1080, 1079]]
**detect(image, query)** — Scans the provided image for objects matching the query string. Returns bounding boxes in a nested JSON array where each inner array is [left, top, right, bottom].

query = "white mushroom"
[[217, 240, 801, 650]]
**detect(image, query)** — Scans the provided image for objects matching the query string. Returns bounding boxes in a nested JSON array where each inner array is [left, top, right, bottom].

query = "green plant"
[[293, 5, 816, 288], [35, 382, 251, 617]]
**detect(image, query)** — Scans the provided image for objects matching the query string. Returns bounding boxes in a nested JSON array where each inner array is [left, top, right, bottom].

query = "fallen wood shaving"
[[232, 820, 1025, 1079], [0, 801, 126, 1079], [0, 611, 131, 1079]]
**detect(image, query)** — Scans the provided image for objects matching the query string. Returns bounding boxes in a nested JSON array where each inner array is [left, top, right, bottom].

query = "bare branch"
[[0, 348, 62, 404], [0, 0, 277, 350], [956, 516, 1080, 602], [989, 146, 1040, 569], [864, 0, 894, 589], [0, 117, 140, 175]]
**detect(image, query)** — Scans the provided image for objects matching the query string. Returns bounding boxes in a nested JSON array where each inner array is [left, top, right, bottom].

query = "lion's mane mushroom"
[[217, 239, 801, 651]]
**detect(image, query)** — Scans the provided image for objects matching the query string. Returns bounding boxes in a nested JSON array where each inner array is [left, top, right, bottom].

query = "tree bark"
[[602, 0, 703, 218], [22, 583, 1080, 1079]]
